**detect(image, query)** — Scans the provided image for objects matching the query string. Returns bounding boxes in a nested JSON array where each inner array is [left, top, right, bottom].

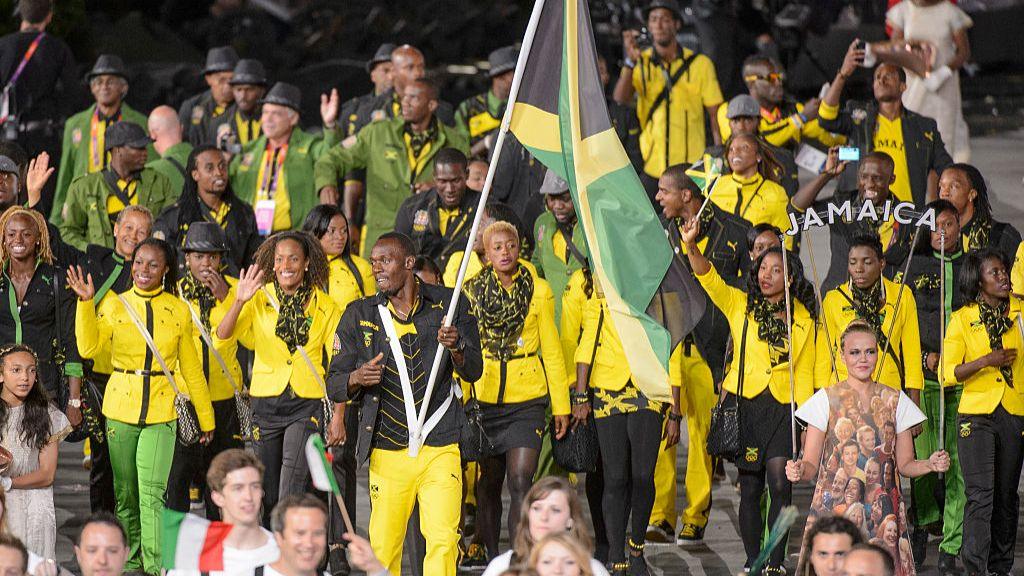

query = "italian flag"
[[161, 508, 233, 571], [306, 434, 340, 494]]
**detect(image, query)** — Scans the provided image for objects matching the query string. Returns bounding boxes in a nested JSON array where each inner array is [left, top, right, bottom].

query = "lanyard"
[[733, 176, 766, 220], [90, 108, 121, 171], [258, 146, 287, 199], [7, 32, 44, 89], [404, 133, 432, 188], [6, 276, 21, 343]]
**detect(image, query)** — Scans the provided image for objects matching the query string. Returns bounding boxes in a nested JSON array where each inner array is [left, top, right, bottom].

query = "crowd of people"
[[0, 0, 1016, 575]]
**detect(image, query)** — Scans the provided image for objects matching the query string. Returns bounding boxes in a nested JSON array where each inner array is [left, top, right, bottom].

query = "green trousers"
[[107, 419, 177, 575], [911, 380, 964, 555]]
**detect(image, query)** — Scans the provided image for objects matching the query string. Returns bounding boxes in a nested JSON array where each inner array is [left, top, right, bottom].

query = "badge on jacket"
[[72, 128, 82, 145], [383, 149, 399, 161], [191, 106, 205, 125], [413, 209, 429, 232], [371, 109, 386, 122]]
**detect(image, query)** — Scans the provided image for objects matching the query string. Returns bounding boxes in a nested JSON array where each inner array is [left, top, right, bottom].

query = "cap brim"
[[183, 244, 228, 253], [258, 97, 299, 111], [488, 64, 516, 78], [87, 70, 128, 81], [229, 76, 268, 86], [366, 58, 390, 73]]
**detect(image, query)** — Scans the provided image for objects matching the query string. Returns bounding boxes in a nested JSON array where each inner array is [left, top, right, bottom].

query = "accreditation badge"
[[191, 105, 205, 125], [72, 128, 82, 144]]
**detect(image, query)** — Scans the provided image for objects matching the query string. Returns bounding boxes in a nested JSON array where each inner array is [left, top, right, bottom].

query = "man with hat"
[[51, 54, 152, 221], [229, 81, 341, 234], [209, 59, 268, 153], [455, 45, 517, 159], [349, 44, 456, 133], [178, 46, 239, 146], [532, 169, 589, 323], [613, 0, 724, 202], [146, 105, 193, 195], [315, 77, 468, 258], [59, 121, 175, 250], [164, 221, 244, 518], [339, 43, 394, 141]]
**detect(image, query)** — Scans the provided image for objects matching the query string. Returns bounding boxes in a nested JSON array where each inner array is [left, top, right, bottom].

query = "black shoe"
[[628, 553, 650, 576], [328, 545, 350, 576], [676, 523, 705, 544], [937, 551, 958, 575], [463, 503, 476, 537], [910, 527, 928, 568], [459, 543, 488, 571], [644, 520, 674, 544]]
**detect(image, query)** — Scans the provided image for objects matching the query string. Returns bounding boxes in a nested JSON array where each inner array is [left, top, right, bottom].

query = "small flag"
[[305, 434, 340, 494], [161, 508, 233, 571], [685, 154, 723, 195]]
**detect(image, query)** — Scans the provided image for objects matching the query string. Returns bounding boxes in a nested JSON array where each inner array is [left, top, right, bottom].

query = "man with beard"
[[209, 59, 268, 154], [531, 170, 589, 322], [59, 122, 175, 250], [178, 46, 238, 146]]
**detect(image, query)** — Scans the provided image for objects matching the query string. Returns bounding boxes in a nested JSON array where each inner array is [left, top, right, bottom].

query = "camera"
[[217, 129, 242, 156], [635, 27, 653, 50]]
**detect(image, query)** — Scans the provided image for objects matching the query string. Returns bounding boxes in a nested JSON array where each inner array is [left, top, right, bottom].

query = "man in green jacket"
[[315, 78, 469, 257], [145, 105, 193, 195], [51, 55, 154, 222], [532, 170, 589, 322], [59, 122, 175, 250], [229, 82, 341, 234]]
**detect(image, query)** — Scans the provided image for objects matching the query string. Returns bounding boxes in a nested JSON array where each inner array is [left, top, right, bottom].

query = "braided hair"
[[945, 163, 992, 221], [176, 146, 243, 233], [0, 206, 53, 265], [746, 246, 818, 320], [253, 231, 330, 293], [0, 344, 52, 451]]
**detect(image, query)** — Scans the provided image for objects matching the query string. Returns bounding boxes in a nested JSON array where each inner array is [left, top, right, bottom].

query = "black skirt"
[[735, 389, 794, 471], [480, 397, 549, 454]]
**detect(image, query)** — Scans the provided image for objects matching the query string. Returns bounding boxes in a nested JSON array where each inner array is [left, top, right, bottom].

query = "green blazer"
[[532, 212, 589, 322], [58, 168, 177, 250], [230, 127, 339, 231], [51, 103, 153, 222], [314, 116, 469, 257], [146, 142, 194, 197]]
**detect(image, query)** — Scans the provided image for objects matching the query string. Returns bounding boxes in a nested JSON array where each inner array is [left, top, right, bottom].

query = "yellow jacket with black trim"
[[716, 100, 845, 150], [76, 286, 215, 430], [695, 264, 815, 404], [327, 255, 376, 315], [816, 278, 924, 391], [560, 269, 590, 387], [232, 286, 342, 399], [943, 298, 1024, 416], [180, 276, 243, 402], [464, 270, 569, 415]]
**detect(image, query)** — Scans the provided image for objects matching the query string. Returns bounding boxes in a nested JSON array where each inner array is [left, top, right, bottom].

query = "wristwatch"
[[67, 398, 82, 409]]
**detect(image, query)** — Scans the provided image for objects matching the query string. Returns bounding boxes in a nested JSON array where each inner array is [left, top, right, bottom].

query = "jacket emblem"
[[363, 331, 373, 348], [383, 149, 399, 161], [413, 209, 430, 232], [191, 106, 205, 124], [72, 128, 82, 145]]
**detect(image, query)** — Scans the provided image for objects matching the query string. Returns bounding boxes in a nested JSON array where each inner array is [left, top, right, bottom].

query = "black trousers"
[[86, 376, 116, 514], [254, 414, 318, 526], [957, 406, 1024, 575], [329, 405, 360, 546], [164, 398, 243, 517]]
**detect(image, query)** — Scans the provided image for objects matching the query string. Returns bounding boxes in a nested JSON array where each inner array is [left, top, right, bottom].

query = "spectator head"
[[872, 63, 906, 104], [147, 106, 183, 155], [856, 425, 877, 455], [19, 0, 53, 26], [842, 543, 895, 576], [938, 163, 991, 224], [742, 55, 785, 107], [841, 440, 861, 468], [467, 160, 488, 192], [269, 494, 328, 575], [846, 234, 885, 290], [959, 248, 1011, 304], [528, 532, 593, 576], [401, 78, 439, 125], [746, 223, 782, 262], [856, 152, 895, 203], [391, 45, 426, 96], [413, 256, 442, 285], [798, 515, 863, 576], [113, 205, 153, 260], [0, 534, 26, 576], [75, 512, 129, 576], [512, 476, 593, 563], [302, 204, 351, 258], [726, 94, 761, 137], [372, 232, 417, 297], [644, 0, 682, 47], [434, 148, 469, 209], [656, 163, 702, 219], [207, 449, 265, 527]]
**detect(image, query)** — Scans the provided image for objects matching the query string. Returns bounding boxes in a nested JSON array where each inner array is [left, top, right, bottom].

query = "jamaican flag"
[[507, 0, 704, 401]]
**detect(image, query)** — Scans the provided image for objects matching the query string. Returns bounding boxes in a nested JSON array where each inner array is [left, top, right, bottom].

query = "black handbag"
[[459, 383, 492, 462], [707, 317, 748, 461], [552, 413, 599, 473]]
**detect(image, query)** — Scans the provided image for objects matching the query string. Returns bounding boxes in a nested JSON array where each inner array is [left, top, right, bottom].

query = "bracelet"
[[667, 411, 682, 422], [570, 390, 590, 405], [622, 58, 636, 70], [921, 351, 931, 371]]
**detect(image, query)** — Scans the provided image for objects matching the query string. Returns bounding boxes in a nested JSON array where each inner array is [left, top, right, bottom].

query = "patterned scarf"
[[962, 213, 993, 252], [465, 265, 533, 361], [404, 117, 439, 158], [849, 280, 890, 352], [274, 281, 312, 354], [179, 270, 217, 329], [978, 299, 1013, 386], [750, 294, 787, 351]]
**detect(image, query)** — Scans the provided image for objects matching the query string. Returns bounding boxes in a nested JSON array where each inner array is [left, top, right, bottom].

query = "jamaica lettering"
[[785, 199, 935, 236]]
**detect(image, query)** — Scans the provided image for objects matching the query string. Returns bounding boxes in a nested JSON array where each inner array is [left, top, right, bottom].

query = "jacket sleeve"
[[926, 117, 953, 175], [59, 278, 83, 377], [694, 263, 744, 322], [75, 297, 111, 359], [817, 101, 853, 136], [559, 273, 587, 386], [175, 312, 215, 431], [58, 180, 90, 251], [313, 126, 371, 191], [394, 199, 414, 236], [899, 290, 925, 390], [942, 310, 967, 387], [814, 316, 834, 389], [453, 295, 483, 383], [326, 306, 361, 402], [537, 286, 569, 415], [574, 298, 601, 367], [795, 323, 816, 404], [232, 297, 256, 351]]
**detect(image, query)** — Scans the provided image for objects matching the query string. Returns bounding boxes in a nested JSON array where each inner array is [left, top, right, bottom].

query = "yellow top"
[[716, 101, 845, 149], [464, 270, 570, 415], [104, 178, 138, 217], [255, 145, 291, 232], [560, 269, 590, 386], [232, 287, 342, 398], [1012, 242, 1024, 298], [326, 255, 376, 315], [695, 264, 815, 404], [438, 206, 460, 237], [943, 298, 1024, 415], [709, 173, 792, 248], [181, 277, 243, 402], [76, 287, 215, 430], [872, 115, 911, 204]]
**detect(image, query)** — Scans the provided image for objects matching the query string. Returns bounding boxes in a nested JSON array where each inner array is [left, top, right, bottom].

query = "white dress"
[[887, 1, 973, 162], [2, 404, 71, 558]]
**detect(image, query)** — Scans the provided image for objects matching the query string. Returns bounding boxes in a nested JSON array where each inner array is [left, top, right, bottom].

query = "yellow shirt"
[[105, 178, 138, 218], [327, 255, 376, 315], [943, 298, 1024, 415], [873, 115, 912, 204], [632, 47, 724, 176], [255, 145, 291, 232], [560, 269, 590, 386], [816, 279, 924, 391], [464, 271, 570, 415], [695, 264, 815, 404], [76, 287, 215, 430], [1012, 242, 1024, 297], [716, 102, 845, 149], [181, 277, 244, 402], [438, 206, 460, 237], [235, 113, 261, 146], [233, 287, 342, 399], [709, 173, 792, 248]]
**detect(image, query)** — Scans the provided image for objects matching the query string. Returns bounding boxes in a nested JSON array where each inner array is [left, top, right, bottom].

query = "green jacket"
[[314, 116, 468, 257], [59, 168, 177, 250], [51, 103, 154, 222], [146, 142, 194, 197], [532, 212, 589, 322], [230, 126, 339, 231]]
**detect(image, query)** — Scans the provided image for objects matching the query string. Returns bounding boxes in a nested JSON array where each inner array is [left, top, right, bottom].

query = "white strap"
[[184, 299, 244, 395], [261, 287, 331, 400], [115, 293, 187, 399], [378, 304, 422, 443]]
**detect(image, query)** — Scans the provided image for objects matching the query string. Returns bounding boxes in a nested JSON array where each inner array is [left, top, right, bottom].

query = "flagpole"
[[780, 240, 798, 456], [937, 230, 945, 481], [803, 232, 838, 383], [408, 0, 548, 457], [875, 224, 923, 379]]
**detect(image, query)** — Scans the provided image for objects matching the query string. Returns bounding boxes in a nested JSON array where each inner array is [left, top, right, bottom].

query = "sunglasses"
[[744, 73, 785, 84]]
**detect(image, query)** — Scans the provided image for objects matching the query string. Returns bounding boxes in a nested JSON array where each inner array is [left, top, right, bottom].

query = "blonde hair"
[[527, 533, 594, 576], [840, 319, 877, 351], [0, 206, 52, 264], [482, 220, 519, 250]]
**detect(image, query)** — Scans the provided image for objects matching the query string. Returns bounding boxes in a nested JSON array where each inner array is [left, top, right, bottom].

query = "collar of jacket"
[[370, 279, 448, 311], [131, 286, 164, 299]]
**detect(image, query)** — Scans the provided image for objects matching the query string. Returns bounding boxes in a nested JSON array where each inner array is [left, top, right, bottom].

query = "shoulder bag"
[[707, 316, 748, 461], [552, 308, 602, 473]]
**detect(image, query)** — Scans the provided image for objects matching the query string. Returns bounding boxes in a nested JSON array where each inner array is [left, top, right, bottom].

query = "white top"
[[168, 528, 280, 576], [260, 566, 328, 576], [482, 550, 610, 576], [796, 388, 926, 434]]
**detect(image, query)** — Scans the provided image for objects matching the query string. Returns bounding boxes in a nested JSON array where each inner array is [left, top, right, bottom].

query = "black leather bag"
[[459, 384, 493, 462], [707, 317, 748, 461], [552, 414, 599, 473]]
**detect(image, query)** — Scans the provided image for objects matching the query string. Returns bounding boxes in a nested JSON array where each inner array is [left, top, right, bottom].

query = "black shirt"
[[0, 31, 77, 122], [394, 188, 481, 269], [154, 196, 261, 276]]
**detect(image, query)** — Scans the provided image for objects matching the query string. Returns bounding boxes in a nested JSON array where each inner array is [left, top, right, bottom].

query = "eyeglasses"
[[744, 73, 785, 85]]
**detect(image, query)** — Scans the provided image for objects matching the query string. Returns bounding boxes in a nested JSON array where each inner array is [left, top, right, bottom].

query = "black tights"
[[738, 457, 792, 569], [595, 410, 662, 565], [585, 455, 609, 563], [476, 447, 539, 558]]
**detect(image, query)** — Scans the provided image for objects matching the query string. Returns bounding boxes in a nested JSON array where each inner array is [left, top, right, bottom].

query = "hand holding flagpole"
[[937, 230, 946, 480]]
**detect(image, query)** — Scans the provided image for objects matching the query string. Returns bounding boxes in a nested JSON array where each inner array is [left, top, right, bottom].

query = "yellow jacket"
[[76, 287, 215, 430], [696, 264, 815, 404], [816, 278, 924, 391], [465, 271, 570, 415], [560, 269, 590, 386], [943, 298, 1024, 415], [327, 255, 376, 314], [708, 173, 792, 248], [1013, 242, 1024, 297], [233, 287, 342, 399], [181, 277, 244, 402], [715, 102, 845, 150]]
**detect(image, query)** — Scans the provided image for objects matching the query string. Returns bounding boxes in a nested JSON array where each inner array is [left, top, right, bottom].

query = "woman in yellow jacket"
[[67, 238, 215, 575], [708, 133, 792, 248], [302, 204, 375, 314], [216, 231, 343, 524], [680, 218, 816, 574], [460, 221, 569, 565], [942, 248, 1024, 576]]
